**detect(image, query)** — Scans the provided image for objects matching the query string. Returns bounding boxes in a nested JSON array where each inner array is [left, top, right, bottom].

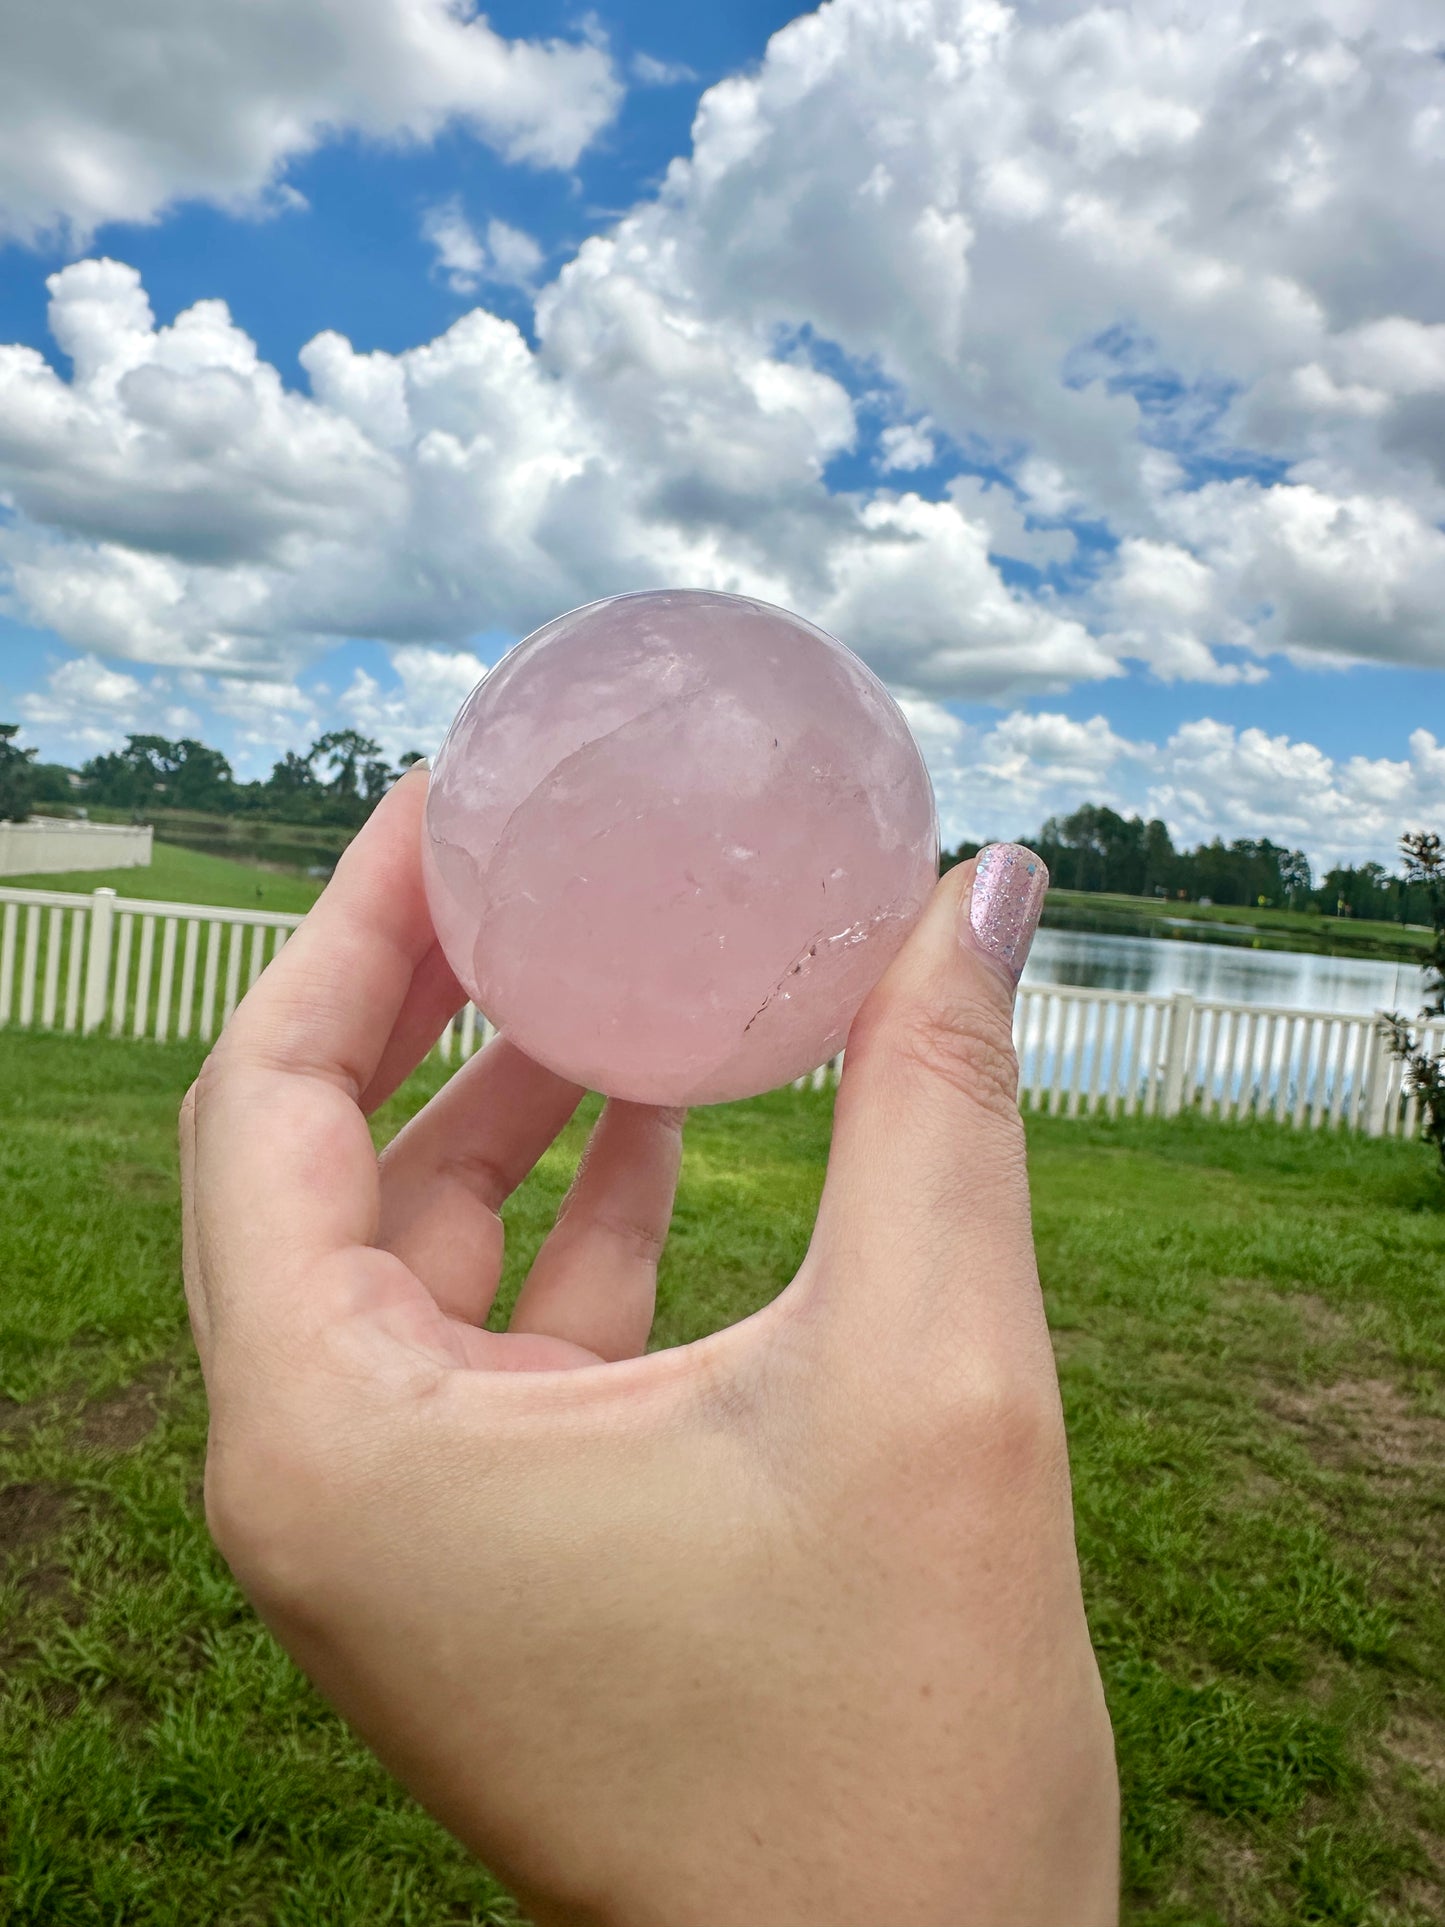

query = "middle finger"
[[376, 1036, 584, 1323]]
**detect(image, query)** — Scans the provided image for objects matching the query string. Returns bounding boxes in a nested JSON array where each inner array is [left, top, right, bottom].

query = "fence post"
[[1161, 991, 1194, 1119], [82, 887, 116, 1035], [1362, 1016, 1393, 1139]]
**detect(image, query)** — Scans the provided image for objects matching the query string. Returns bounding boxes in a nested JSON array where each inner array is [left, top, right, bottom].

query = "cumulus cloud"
[[0, 257, 1086, 698], [339, 644, 489, 763], [924, 713, 1445, 871], [484, 218, 546, 291], [614, 0, 1445, 674], [423, 205, 546, 293], [631, 53, 698, 88], [17, 654, 198, 751], [1, 0, 1443, 829], [422, 200, 488, 294], [0, 0, 623, 244], [878, 420, 937, 473], [1139, 720, 1445, 864]]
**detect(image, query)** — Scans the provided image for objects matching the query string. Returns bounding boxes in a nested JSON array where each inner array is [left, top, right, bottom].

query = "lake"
[[1022, 928, 1421, 1016]]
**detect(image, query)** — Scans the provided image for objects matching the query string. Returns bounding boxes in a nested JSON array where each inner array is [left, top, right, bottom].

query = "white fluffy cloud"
[[339, 644, 488, 763], [926, 714, 1445, 869], [0, 256, 1089, 698], [423, 204, 546, 293], [17, 653, 198, 750], [628, 0, 1445, 678], [422, 200, 489, 294], [631, 54, 698, 89], [1, 0, 1443, 866], [0, 0, 622, 244], [3, 0, 1441, 704]]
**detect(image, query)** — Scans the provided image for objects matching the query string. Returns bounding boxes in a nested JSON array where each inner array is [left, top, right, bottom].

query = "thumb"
[[807, 844, 1049, 1356]]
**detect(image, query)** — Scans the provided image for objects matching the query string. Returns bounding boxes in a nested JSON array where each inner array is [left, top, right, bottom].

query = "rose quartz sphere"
[[423, 589, 938, 1105]]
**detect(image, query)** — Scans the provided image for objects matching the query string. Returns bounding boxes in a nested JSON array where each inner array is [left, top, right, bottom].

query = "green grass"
[[1, 842, 326, 915], [1044, 888, 1429, 963], [77, 806, 355, 878], [1, 1031, 1441, 1926]]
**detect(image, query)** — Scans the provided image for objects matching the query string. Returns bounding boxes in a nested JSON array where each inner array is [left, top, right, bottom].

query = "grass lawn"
[[1043, 889, 1429, 964], [1, 842, 325, 916], [1, 1029, 1441, 1925]]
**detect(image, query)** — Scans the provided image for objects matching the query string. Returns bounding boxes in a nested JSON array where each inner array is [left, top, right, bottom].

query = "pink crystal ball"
[[422, 589, 938, 1105]]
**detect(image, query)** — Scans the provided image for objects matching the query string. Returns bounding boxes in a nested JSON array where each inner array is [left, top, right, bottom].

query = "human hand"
[[180, 769, 1118, 1927]]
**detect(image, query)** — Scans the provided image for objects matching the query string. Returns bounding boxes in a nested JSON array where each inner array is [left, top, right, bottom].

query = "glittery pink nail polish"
[[965, 844, 1048, 982]]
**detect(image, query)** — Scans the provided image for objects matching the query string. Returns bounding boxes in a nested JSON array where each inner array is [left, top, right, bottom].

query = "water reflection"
[[1022, 929, 1417, 1016]]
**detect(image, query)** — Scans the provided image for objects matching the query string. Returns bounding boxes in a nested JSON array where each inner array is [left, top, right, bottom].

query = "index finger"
[[222, 762, 439, 1102], [187, 766, 441, 1327]]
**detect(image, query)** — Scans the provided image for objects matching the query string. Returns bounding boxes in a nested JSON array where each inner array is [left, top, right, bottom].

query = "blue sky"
[[0, 0, 1442, 865]]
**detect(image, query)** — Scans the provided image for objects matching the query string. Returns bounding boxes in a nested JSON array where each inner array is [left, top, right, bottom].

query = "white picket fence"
[[1, 883, 1438, 1139]]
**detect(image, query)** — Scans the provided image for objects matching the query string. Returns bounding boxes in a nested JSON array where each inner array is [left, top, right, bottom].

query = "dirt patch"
[[77, 1361, 173, 1453], [18, 1560, 71, 1607], [1051, 1327, 1106, 1368], [1264, 1377, 1445, 1476], [39, 1681, 80, 1722], [1290, 1292, 1358, 1346], [104, 1159, 176, 1202], [1388, 1712, 1445, 1789], [0, 1481, 71, 1558]]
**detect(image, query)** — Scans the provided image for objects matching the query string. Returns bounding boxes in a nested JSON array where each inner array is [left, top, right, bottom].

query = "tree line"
[[943, 802, 1433, 924], [0, 724, 1430, 923], [0, 726, 425, 830]]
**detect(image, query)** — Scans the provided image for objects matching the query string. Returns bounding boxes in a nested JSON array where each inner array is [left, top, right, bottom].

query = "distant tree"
[[397, 749, 427, 771], [1036, 804, 1146, 894], [0, 723, 37, 822], [361, 757, 393, 805], [311, 730, 382, 802], [81, 734, 233, 815], [1142, 817, 1176, 896], [1277, 848, 1313, 910], [29, 762, 78, 806], [168, 739, 235, 811], [1317, 861, 1393, 921], [265, 750, 321, 806], [85, 736, 155, 811], [1380, 831, 1445, 1176]]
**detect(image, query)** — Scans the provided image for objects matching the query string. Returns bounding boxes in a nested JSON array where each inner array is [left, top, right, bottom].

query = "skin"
[[180, 767, 1120, 1927]]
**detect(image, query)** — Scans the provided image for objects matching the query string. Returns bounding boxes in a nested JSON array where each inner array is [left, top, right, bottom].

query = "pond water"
[[1021, 927, 1420, 1015]]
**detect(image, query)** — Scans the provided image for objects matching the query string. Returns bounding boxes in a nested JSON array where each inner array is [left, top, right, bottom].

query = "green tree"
[[168, 739, 235, 811], [361, 757, 393, 806], [1141, 818, 1176, 896], [0, 724, 37, 823], [265, 750, 321, 807], [29, 762, 79, 806], [311, 730, 383, 802], [1380, 831, 1445, 1175], [1037, 804, 1147, 894], [81, 734, 233, 815]]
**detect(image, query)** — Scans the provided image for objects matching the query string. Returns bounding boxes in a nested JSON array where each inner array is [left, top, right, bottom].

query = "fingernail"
[[964, 844, 1048, 982], [402, 756, 431, 779]]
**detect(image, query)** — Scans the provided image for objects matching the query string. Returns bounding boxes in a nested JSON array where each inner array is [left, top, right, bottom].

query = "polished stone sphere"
[[423, 589, 938, 1105]]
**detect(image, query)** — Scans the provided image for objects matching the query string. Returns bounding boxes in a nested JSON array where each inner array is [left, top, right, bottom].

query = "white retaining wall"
[[0, 817, 153, 877]]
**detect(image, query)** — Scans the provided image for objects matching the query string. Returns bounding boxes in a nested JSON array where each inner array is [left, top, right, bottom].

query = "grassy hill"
[[0, 842, 325, 915]]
